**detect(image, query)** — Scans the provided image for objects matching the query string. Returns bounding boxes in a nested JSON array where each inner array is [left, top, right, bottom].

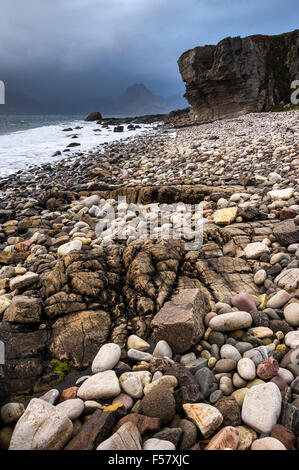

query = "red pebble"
[[257, 357, 279, 380]]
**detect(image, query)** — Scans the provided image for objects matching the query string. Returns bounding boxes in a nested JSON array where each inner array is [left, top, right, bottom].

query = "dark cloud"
[[0, 0, 298, 105]]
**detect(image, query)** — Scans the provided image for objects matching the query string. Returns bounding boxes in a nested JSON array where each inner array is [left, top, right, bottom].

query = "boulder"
[[49, 310, 111, 368], [85, 112, 102, 122], [152, 288, 210, 353], [9, 398, 73, 450], [273, 219, 299, 245]]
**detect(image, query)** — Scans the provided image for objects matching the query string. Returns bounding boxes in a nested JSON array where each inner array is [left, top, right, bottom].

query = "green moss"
[[50, 359, 72, 379]]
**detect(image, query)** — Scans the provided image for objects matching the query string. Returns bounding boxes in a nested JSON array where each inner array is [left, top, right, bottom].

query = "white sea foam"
[[0, 119, 155, 178]]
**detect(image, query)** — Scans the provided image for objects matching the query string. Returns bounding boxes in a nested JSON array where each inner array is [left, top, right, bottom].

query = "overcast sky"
[[0, 0, 298, 103]]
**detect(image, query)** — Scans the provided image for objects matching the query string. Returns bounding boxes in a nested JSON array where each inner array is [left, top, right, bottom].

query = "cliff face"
[[178, 30, 299, 122]]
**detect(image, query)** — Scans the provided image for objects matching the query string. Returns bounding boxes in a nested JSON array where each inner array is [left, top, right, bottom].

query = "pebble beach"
[[0, 109, 298, 451]]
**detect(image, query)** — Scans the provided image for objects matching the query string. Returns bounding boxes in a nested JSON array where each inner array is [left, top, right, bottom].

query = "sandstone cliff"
[[178, 30, 299, 122]]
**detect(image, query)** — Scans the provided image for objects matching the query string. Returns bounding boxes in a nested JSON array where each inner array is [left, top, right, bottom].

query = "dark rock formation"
[[84, 112, 102, 122], [178, 30, 299, 121]]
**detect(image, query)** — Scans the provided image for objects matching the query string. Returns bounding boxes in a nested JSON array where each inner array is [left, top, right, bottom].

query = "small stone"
[[65, 408, 118, 450], [277, 367, 294, 384], [254, 269, 267, 286], [115, 413, 160, 436], [56, 398, 84, 420], [195, 367, 218, 398], [128, 349, 153, 362], [1, 403, 25, 424], [237, 358, 256, 381], [244, 242, 269, 260], [275, 268, 299, 290], [140, 387, 176, 425], [77, 371, 120, 400], [285, 331, 299, 349], [204, 426, 239, 450], [232, 372, 247, 388], [236, 425, 257, 450], [127, 335, 150, 351], [284, 303, 299, 327], [257, 357, 279, 380], [97, 422, 141, 450], [0, 426, 13, 451], [143, 438, 175, 450], [112, 393, 133, 410], [214, 397, 241, 427], [271, 424, 296, 450], [251, 437, 286, 450], [214, 358, 237, 373], [248, 326, 273, 338], [209, 390, 223, 404], [144, 375, 178, 394], [183, 403, 223, 438], [231, 293, 257, 313], [153, 428, 182, 446], [232, 388, 247, 407], [57, 240, 82, 257], [267, 290, 291, 309], [268, 188, 294, 200], [178, 419, 197, 450], [213, 207, 237, 225], [273, 219, 299, 246], [209, 311, 252, 331], [153, 340, 173, 359], [219, 376, 233, 396], [119, 371, 151, 398], [59, 387, 78, 402], [246, 378, 265, 388], [91, 343, 121, 373]]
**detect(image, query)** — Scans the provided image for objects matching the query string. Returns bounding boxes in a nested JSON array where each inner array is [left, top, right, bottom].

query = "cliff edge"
[[178, 30, 299, 121]]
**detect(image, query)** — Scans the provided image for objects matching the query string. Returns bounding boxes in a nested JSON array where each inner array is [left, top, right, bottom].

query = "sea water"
[[0, 115, 154, 178]]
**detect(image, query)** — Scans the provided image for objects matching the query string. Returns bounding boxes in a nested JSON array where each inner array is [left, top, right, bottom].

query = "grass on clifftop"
[[269, 104, 299, 112]]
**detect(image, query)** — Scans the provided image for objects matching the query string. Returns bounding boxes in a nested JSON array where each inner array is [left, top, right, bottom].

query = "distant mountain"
[[105, 84, 188, 116], [0, 84, 188, 116]]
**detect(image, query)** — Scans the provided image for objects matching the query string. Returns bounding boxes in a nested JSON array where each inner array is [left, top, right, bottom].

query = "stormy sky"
[[0, 0, 298, 106]]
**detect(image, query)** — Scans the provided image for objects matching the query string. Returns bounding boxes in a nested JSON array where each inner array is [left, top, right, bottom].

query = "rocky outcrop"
[[178, 30, 299, 121]]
